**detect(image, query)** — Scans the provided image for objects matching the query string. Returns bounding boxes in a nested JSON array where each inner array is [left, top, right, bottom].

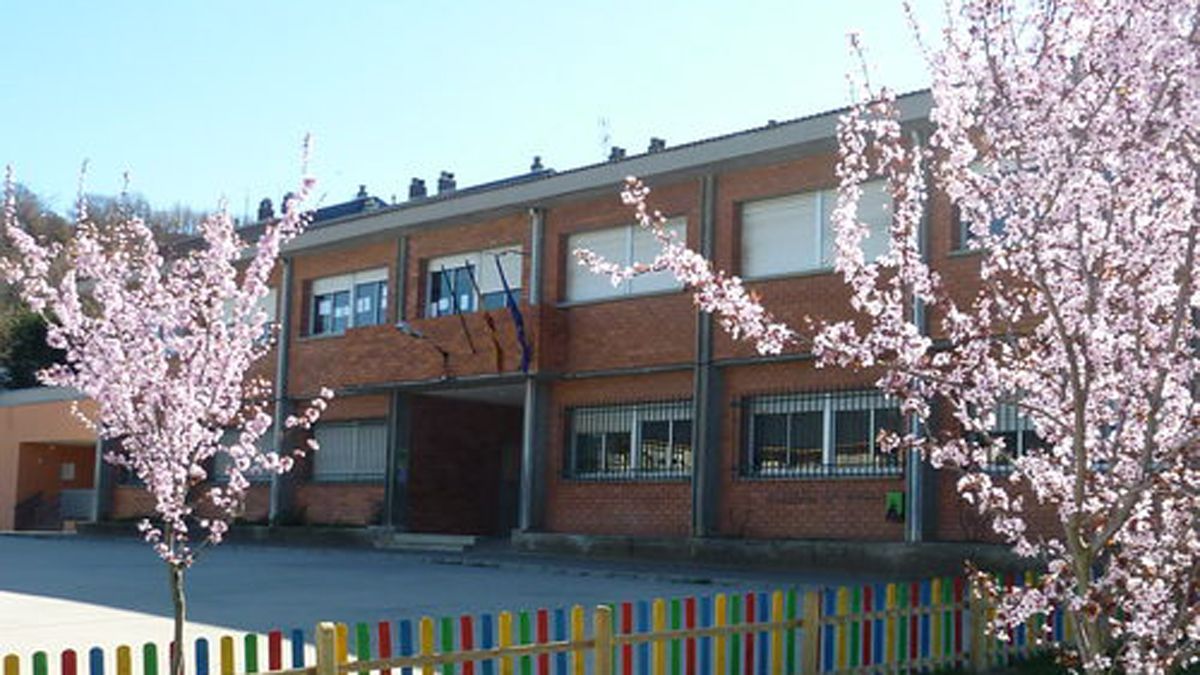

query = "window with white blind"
[[425, 246, 522, 318], [310, 268, 388, 336], [213, 428, 274, 484], [565, 219, 685, 302], [312, 421, 388, 482], [740, 180, 891, 278]]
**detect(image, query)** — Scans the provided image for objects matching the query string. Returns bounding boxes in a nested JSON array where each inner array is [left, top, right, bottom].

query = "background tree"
[[0, 308, 65, 388], [0, 155, 331, 675], [583, 1, 1199, 671]]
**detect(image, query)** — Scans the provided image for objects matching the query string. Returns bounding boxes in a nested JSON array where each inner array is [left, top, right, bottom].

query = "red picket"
[[744, 592, 756, 675], [268, 630, 282, 671], [684, 597, 696, 675], [459, 615, 474, 675], [535, 609, 549, 675], [62, 649, 77, 675], [953, 578, 965, 663], [862, 586, 873, 666], [621, 602, 633, 675], [378, 621, 393, 675]]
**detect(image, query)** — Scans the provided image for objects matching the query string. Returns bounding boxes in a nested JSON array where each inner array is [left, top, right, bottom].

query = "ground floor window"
[[312, 420, 388, 482], [566, 400, 692, 479], [743, 389, 903, 476]]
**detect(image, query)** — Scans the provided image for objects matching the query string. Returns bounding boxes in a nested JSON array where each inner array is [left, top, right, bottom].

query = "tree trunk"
[[169, 562, 186, 675]]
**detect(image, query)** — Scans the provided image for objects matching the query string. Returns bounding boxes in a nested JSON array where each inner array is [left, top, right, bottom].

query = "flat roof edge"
[[284, 91, 932, 254], [0, 387, 86, 408]]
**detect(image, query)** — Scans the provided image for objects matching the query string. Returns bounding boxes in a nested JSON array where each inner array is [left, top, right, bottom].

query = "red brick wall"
[[544, 372, 693, 537], [718, 361, 906, 541], [294, 483, 384, 526], [406, 396, 523, 535]]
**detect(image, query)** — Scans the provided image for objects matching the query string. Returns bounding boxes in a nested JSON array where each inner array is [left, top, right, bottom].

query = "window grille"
[[741, 389, 903, 477], [565, 399, 692, 480]]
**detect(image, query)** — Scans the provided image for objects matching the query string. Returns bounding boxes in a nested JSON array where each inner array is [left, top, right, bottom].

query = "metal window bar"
[[741, 389, 904, 477], [565, 399, 693, 481]]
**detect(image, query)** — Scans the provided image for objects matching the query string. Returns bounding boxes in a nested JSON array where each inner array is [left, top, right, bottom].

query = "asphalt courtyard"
[[0, 534, 880, 663]]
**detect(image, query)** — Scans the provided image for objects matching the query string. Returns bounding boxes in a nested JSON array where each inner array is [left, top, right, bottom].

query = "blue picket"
[[480, 613, 495, 675], [636, 600, 650, 675], [195, 638, 209, 675], [399, 619, 414, 675], [699, 595, 712, 675], [88, 647, 104, 675], [291, 629, 305, 669], [821, 588, 835, 673], [553, 608, 567, 675]]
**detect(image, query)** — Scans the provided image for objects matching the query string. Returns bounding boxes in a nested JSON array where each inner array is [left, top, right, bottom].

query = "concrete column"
[[395, 235, 409, 321], [527, 207, 545, 306], [90, 437, 111, 522], [905, 128, 933, 543], [518, 378, 546, 531], [269, 258, 295, 524], [691, 174, 720, 537], [384, 391, 411, 528]]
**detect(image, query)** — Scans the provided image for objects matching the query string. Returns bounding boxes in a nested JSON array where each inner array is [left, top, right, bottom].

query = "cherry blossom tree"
[[581, 2, 1199, 671], [1, 152, 332, 675]]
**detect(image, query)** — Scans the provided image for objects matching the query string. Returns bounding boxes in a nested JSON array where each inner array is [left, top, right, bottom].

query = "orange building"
[[0, 388, 97, 530]]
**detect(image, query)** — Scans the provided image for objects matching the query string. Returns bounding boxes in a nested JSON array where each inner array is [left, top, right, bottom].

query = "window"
[[953, 160, 1011, 250], [213, 428, 275, 484], [566, 400, 692, 479], [983, 404, 1041, 468], [740, 181, 891, 278], [565, 219, 686, 302], [312, 420, 388, 482], [310, 268, 388, 336], [744, 390, 903, 476], [426, 246, 522, 318]]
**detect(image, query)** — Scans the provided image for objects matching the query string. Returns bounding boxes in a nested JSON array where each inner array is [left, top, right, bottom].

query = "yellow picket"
[[652, 598, 666, 675], [499, 611, 514, 675], [714, 594, 727, 675], [570, 605, 586, 675], [770, 590, 784, 675], [116, 646, 131, 675]]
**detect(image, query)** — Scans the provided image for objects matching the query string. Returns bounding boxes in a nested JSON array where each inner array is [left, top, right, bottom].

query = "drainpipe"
[[518, 207, 546, 531], [269, 258, 294, 524], [691, 175, 720, 537]]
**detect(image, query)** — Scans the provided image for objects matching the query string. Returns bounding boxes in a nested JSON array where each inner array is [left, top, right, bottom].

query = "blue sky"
[[1, 1, 940, 219]]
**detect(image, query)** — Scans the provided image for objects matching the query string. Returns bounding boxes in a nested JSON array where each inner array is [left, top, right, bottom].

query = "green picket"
[[244, 634, 258, 674], [356, 623, 372, 675], [670, 598, 682, 675], [440, 617, 455, 675], [142, 644, 157, 675], [785, 589, 798, 675], [729, 594, 742, 675], [32, 653, 46, 675], [519, 610, 532, 675]]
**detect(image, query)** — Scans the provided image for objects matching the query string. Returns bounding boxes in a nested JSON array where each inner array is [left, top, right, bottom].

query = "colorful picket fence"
[[3, 574, 1067, 675]]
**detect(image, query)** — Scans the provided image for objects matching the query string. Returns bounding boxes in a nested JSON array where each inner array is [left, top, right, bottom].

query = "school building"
[[4, 90, 1023, 546]]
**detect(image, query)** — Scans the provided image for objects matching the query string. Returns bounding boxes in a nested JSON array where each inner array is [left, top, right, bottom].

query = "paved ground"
[[0, 534, 880, 663]]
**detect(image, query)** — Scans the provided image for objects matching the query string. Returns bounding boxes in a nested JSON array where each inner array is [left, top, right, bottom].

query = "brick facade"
[[88, 92, 1053, 546]]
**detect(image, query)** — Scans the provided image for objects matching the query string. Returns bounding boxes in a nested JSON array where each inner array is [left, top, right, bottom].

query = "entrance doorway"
[[405, 384, 524, 536]]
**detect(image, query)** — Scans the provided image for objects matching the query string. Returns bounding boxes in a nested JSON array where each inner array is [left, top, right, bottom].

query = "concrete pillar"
[[527, 208, 545, 306], [691, 174, 720, 537], [384, 391, 411, 528], [518, 378, 546, 531], [90, 437, 111, 522], [269, 258, 295, 524]]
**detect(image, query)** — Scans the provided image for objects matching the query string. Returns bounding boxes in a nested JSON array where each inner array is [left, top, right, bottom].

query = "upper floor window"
[[740, 181, 890, 278], [983, 404, 1041, 469], [426, 246, 522, 318], [565, 219, 685, 303], [566, 399, 692, 479], [743, 389, 903, 476], [310, 268, 388, 336]]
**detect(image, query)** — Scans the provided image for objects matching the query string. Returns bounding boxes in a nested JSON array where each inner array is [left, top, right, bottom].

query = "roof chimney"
[[648, 137, 666, 153], [257, 198, 275, 222], [409, 178, 427, 200], [356, 184, 368, 199], [608, 146, 626, 162], [437, 171, 456, 194], [530, 156, 544, 172]]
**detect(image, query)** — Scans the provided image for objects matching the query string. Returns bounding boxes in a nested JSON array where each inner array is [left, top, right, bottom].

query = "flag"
[[463, 264, 504, 372], [495, 255, 532, 373]]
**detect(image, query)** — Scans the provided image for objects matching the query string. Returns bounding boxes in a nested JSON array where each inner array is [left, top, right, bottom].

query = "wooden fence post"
[[969, 582, 988, 673], [316, 623, 337, 675], [801, 590, 820, 674], [594, 606, 613, 675]]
